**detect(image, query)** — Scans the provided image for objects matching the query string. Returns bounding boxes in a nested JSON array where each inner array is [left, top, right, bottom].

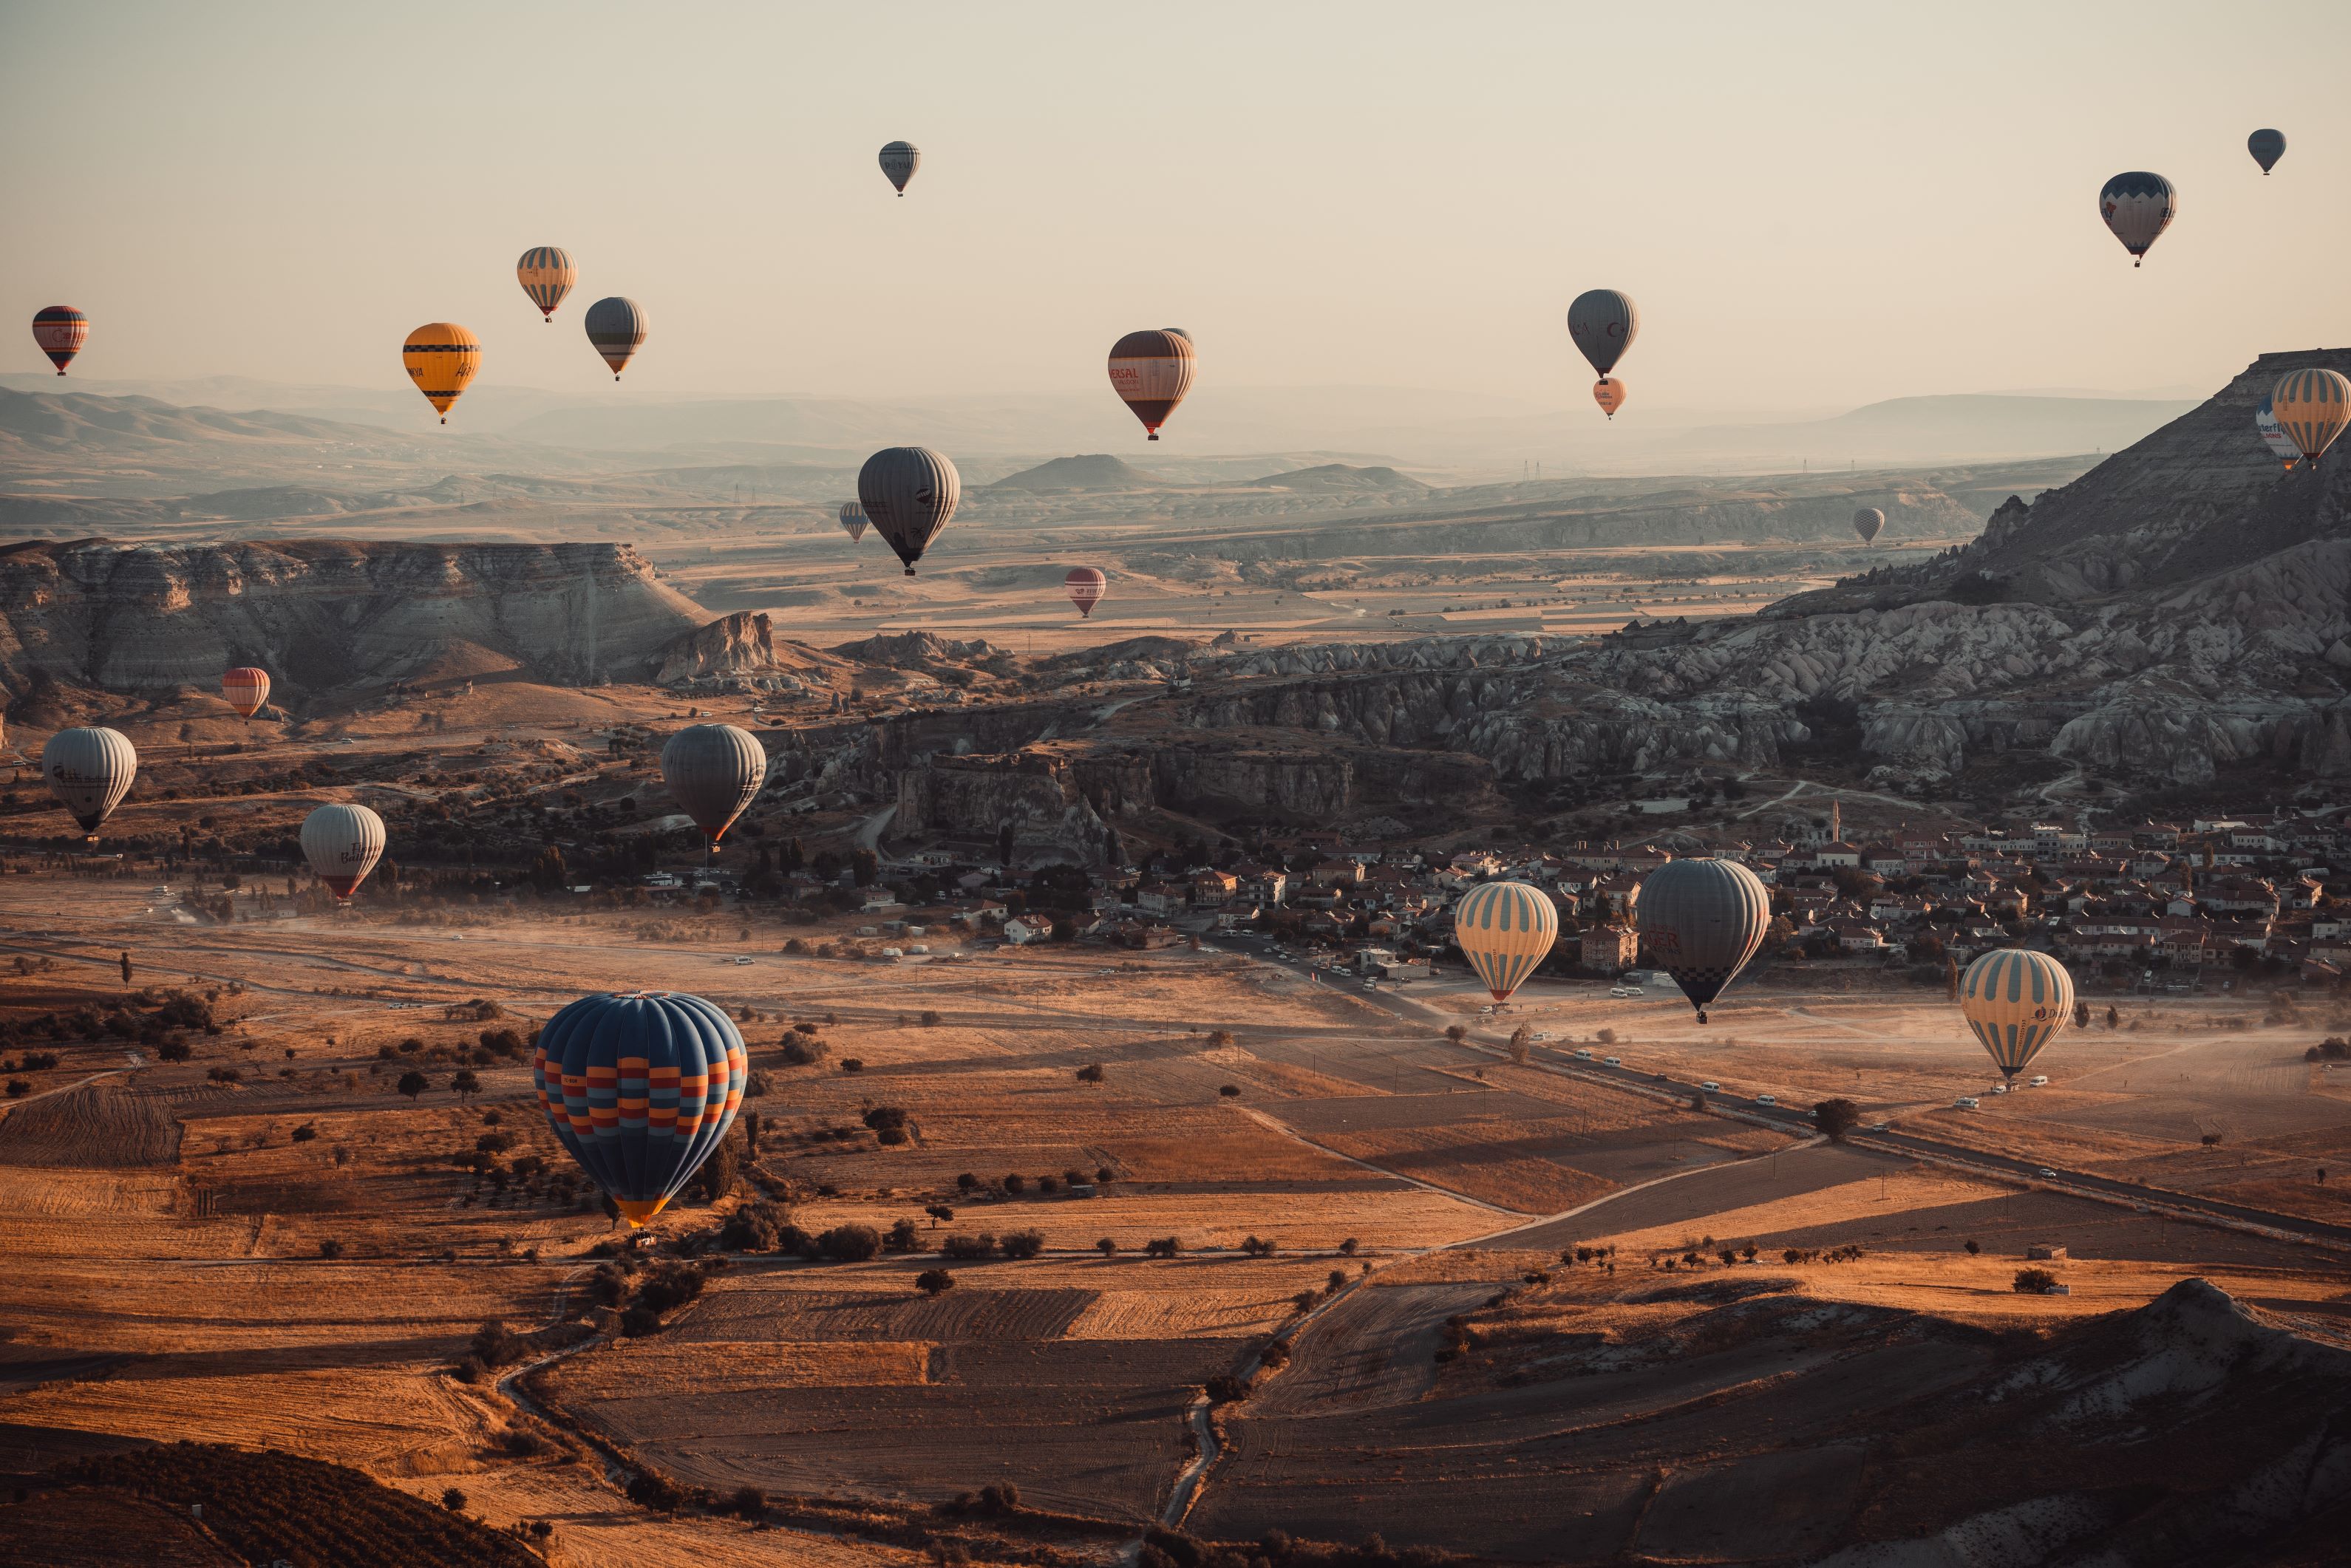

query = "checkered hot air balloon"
[[1633, 858, 1771, 1025], [1958, 949, 2075, 1083], [1452, 880, 1559, 1004], [534, 991, 746, 1227]]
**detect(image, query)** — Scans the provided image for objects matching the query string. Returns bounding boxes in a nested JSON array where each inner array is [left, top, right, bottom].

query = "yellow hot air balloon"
[[403, 323, 480, 424], [2272, 368, 2351, 465], [1957, 949, 2074, 1083], [1452, 881, 1559, 1005]]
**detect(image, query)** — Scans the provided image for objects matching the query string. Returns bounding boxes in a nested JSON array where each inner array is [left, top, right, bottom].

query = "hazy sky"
[[3, 1, 2346, 417]]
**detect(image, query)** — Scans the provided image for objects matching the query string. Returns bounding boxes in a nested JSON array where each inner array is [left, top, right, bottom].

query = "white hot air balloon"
[[302, 803, 387, 900], [42, 726, 137, 841]]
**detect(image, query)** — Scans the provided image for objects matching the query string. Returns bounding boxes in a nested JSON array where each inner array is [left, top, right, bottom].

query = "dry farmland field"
[[1, 873, 2350, 1564]]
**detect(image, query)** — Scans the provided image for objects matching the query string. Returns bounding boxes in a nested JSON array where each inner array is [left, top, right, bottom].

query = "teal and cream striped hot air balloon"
[[1634, 858, 1770, 1024], [1452, 880, 1559, 1005], [2271, 368, 2351, 466], [1958, 949, 2075, 1083]]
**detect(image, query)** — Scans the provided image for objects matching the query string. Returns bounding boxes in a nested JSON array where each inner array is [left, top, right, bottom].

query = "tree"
[[1508, 1025, 1531, 1065], [1076, 1063, 1106, 1084], [450, 1069, 481, 1103], [441, 1487, 468, 1513], [2072, 999, 2090, 1029], [1218, 1084, 1241, 1099], [851, 848, 878, 887], [816, 1224, 882, 1261], [1963, 1238, 1981, 1255], [396, 1070, 429, 1101], [1097, 1237, 1118, 1256], [916, 1268, 956, 1297], [1001, 1229, 1044, 1260], [997, 821, 1016, 869], [1812, 1098, 1861, 1142], [926, 1204, 955, 1227], [2013, 1267, 2059, 1294], [120, 950, 132, 985], [2105, 1005, 2120, 1029]]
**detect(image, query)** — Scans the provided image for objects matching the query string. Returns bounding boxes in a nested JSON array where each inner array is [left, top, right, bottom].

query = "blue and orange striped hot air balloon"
[[2272, 368, 2351, 466], [1452, 880, 1559, 1004], [534, 992, 746, 1227], [1957, 950, 2074, 1083], [517, 246, 576, 322]]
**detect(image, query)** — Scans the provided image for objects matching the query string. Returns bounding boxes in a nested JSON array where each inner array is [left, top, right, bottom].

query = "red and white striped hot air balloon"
[[32, 306, 89, 375], [1065, 567, 1107, 618], [222, 667, 271, 718], [1106, 330, 1194, 440]]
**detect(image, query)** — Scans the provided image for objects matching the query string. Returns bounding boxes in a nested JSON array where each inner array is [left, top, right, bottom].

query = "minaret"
[[1828, 800, 1842, 845]]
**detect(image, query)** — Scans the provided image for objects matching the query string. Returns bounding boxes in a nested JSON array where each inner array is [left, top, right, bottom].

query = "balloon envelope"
[[32, 306, 88, 375], [533, 991, 746, 1226], [2256, 394, 2301, 469], [857, 446, 962, 574], [1107, 330, 1196, 440], [1633, 859, 1769, 1020], [402, 323, 480, 423], [2097, 172, 2175, 265], [584, 296, 647, 380], [880, 140, 920, 194], [1452, 881, 1559, 1003], [1066, 566, 1106, 618], [517, 246, 576, 321], [1592, 378, 1627, 418], [2272, 369, 2351, 463], [42, 726, 136, 838], [302, 803, 386, 899], [1854, 507, 1885, 544], [838, 500, 870, 542], [2248, 128, 2285, 174], [661, 723, 766, 844], [1959, 949, 2074, 1080], [1566, 290, 1639, 377], [222, 667, 271, 717]]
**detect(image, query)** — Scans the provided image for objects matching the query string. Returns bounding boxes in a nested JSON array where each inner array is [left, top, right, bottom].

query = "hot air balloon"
[[533, 990, 746, 1227], [517, 246, 576, 322], [661, 723, 766, 850], [1632, 859, 1769, 1025], [880, 140, 920, 195], [1065, 567, 1107, 618], [584, 296, 647, 380], [402, 323, 480, 424], [222, 667, 271, 718], [1566, 289, 1639, 378], [42, 726, 136, 841], [2256, 394, 2301, 471], [302, 803, 386, 900], [1107, 330, 1195, 441], [839, 500, 870, 542], [2097, 172, 2175, 267], [1957, 949, 2074, 1083], [1164, 327, 1194, 344], [857, 446, 962, 575], [2248, 129, 2286, 175], [1452, 881, 1559, 1006], [31, 307, 88, 375], [2272, 369, 2351, 464], [1593, 378, 1627, 419], [1854, 507, 1885, 544]]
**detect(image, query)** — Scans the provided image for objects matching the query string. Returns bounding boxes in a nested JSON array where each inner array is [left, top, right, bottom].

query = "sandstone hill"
[[981, 454, 1173, 492]]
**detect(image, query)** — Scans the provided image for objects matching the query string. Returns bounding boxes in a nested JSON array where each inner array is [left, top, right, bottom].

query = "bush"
[[729, 1485, 766, 1518], [919, 1009, 942, 1026], [1203, 1374, 1252, 1405], [1000, 1229, 1044, 1261], [1076, 1062, 1106, 1083], [156, 1037, 192, 1062], [1813, 1098, 1861, 1142], [1239, 1235, 1277, 1258], [816, 1224, 882, 1262], [626, 1472, 681, 1512], [780, 1035, 828, 1066], [840, 1057, 865, 1074], [395, 1070, 428, 1100], [471, 1320, 529, 1368], [956, 1172, 979, 1192], [1144, 1236, 1183, 1258], [441, 1487, 468, 1513], [1443, 1025, 1467, 1043], [885, 1218, 921, 1252], [1036, 1173, 1058, 1194], [1097, 1237, 1118, 1255], [941, 1232, 998, 1261], [1338, 1237, 1359, 1256], [916, 1268, 956, 1297], [318, 1238, 344, 1260], [2013, 1267, 2059, 1294], [1964, 1238, 1981, 1255], [1003, 1173, 1027, 1195], [1218, 1083, 1241, 1098]]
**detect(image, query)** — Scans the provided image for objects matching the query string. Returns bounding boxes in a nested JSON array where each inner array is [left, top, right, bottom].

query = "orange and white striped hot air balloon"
[[222, 667, 270, 718], [1107, 330, 1195, 440], [402, 323, 480, 424]]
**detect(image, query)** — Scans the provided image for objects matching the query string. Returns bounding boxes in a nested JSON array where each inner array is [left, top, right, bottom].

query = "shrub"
[[1964, 1238, 1981, 1255], [156, 1037, 192, 1063], [1144, 1236, 1183, 1258], [816, 1224, 882, 1262], [956, 1172, 979, 1192], [1204, 1374, 1252, 1404], [1037, 1173, 1058, 1194], [942, 1232, 998, 1261], [1259, 1340, 1290, 1370], [780, 1035, 828, 1066], [442, 1487, 468, 1513], [744, 1067, 775, 1097], [1003, 1173, 1027, 1195], [885, 1218, 921, 1253], [627, 1472, 682, 1512], [1218, 1083, 1241, 1099], [920, 1009, 942, 1026], [471, 1320, 528, 1368], [1239, 1235, 1276, 1258], [1097, 1237, 1118, 1256], [863, 1105, 910, 1133], [840, 1057, 865, 1074], [1076, 1063, 1106, 1083], [1338, 1236, 1359, 1256], [1444, 1025, 1467, 1043], [729, 1485, 767, 1518], [395, 1070, 429, 1100], [2013, 1267, 2059, 1294], [318, 1238, 344, 1260], [1001, 1229, 1045, 1261], [916, 1268, 956, 1297], [1813, 1098, 1861, 1142]]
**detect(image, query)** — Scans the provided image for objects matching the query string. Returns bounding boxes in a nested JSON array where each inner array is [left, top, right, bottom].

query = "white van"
[[1990, 1083, 2009, 1094], [1700, 1081, 1720, 1091], [1573, 1048, 1593, 1060], [1602, 1056, 1622, 1066], [2027, 1074, 2049, 1088], [1953, 1096, 1980, 1109], [1753, 1094, 1777, 1107]]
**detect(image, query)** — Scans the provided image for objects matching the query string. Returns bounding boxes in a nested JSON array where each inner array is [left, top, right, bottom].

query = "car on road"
[[2037, 1167, 2058, 1179], [1573, 1049, 1593, 1060], [1609, 986, 1630, 998], [1866, 1121, 1891, 1133], [150, 886, 169, 895], [1753, 1094, 1777, 1107], [1700, 1081, 1720, 1091], [1602, 1056, 1622, 1066], [734, 955, 752, 965], [1953, 1096, 1980, 1109]]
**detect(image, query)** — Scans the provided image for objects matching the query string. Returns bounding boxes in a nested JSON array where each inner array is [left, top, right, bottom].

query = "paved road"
[[1211, 933, 2351, 1251]]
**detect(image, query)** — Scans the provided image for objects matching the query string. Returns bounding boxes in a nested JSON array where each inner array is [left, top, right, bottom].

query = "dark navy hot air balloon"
[[534, 991, 747, 1227], [1633, 857, 1770, 1024], [2248, 129, 2285, 175]]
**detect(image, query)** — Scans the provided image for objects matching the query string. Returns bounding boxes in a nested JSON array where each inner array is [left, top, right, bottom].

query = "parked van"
[[1700, 1081, 1720, 1092], [2027, 1074, 2049, 1088]]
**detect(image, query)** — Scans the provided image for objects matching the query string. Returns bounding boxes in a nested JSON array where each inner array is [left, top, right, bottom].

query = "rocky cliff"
[[0, 538, 710, 697]]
